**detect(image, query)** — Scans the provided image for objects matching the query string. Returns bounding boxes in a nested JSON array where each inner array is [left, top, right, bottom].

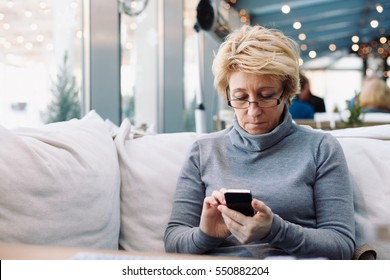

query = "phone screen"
[[224, 189, 254, 216]]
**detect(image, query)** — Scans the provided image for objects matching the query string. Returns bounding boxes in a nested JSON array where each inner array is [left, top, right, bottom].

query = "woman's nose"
[[247, 101, 263, 117]]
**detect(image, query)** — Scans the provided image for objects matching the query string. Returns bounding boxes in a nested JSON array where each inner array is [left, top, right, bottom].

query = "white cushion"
[[337, 138, 390, 221], [115, 119, 201, 252], [331, 125, 390, 259], [329, 124, 390, 140], [0, 111, 121, 250]]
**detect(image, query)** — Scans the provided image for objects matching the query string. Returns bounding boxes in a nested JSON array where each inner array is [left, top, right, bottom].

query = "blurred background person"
[[298, 72, 326, 113], [359, 77, 390, 113], [288, 96, 315, 119]]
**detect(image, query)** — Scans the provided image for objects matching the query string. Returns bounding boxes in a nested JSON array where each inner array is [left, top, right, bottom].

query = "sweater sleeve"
[[164, 141, 225, 254], [262, 134, 356, 259]]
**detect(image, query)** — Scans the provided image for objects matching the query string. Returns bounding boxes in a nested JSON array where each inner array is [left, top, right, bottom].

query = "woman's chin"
[[245, 123, 269, 135]]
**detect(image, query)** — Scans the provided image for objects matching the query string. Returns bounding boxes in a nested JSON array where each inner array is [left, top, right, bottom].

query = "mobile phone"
[[224, 189, 254, 216]]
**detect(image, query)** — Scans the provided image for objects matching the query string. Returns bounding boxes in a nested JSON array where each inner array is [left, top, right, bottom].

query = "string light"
[[7, 0, 14, 8], [281, 4, 291, 14], [370, 19, 379, 28], [39, 1, 47, 9], [308, 50, 317, 58], [24, 11, 33, 18], [329, 44, 336, 51], [298, 33, 306, 41], [16, 35, 24, 43], [293, 21, 302, 29], [375, 4, 384, 13], [3, 22, 10, 30]]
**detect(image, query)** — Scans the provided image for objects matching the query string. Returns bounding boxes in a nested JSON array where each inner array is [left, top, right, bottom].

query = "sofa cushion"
[[330, 124, 390, 140], [115, 119, 202, 252], [115, 120, 390, 259], [330, 125, 390, 259], [0, 111, 120, 250]]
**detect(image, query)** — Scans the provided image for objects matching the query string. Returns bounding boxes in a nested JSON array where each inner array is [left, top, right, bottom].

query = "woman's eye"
[[260, 94, 277, 99]]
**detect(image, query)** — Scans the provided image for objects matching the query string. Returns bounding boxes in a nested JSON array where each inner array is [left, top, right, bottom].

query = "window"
[[120, 0, 159, 132], [0, 0, 83, 128]]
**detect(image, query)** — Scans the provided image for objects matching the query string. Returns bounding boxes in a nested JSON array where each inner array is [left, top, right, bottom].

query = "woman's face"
[[228, 72, 286, 135]]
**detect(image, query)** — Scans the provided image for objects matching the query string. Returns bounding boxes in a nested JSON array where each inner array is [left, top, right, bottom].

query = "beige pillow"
[[0, 111, 121, 250], [115, 119, 202, 252], [336, 137, 390, 259]]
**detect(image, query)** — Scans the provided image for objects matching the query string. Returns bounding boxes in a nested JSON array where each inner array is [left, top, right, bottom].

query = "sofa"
[[1, 110, 389, 259]]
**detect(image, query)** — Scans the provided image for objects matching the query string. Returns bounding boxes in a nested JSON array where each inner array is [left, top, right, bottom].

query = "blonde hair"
[[360, 77, 390, 111], [212, 25, 300, 104]]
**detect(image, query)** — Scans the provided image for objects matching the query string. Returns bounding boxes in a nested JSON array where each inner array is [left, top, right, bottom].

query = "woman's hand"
[[199, 189, 231, 239], [217, 199, 273, 244]]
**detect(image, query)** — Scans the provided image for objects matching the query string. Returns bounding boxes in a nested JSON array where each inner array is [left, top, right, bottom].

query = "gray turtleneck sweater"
[[164, 109, 356, 260]]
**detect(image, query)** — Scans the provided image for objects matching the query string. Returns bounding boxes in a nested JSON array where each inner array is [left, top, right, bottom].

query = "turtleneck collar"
[[228, 105, 294, 152]]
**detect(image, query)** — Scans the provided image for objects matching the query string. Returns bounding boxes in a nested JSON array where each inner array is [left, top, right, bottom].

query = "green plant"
[[341, 91, 364, 128], [122, 94, 135, 124], [41, 52, 81, 124]]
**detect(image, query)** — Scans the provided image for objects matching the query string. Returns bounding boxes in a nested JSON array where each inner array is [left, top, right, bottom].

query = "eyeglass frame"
[[225, 86, 285, 109]]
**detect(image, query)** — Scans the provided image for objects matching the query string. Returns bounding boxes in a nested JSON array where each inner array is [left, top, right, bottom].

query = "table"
[[0, 242, 221, 260]]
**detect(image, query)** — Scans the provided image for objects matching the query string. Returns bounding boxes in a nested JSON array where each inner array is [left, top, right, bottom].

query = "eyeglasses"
[[226, 87, 285, 109]]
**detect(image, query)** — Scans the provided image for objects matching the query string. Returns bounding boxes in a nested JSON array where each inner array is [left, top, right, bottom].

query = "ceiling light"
[[223, 2, 230, 9], [300, 44, 307, 51], [239, 9, 247, 16], [308, 50, 316, 58], [351, 35, 359, 43], [71, 1, 78, 9], [379, 36, 387, 44], [376, 4, 384, 13], [125, 42, 133, 50], [16, 35, 24, 43], [329, 44, 337, 51], [25, 42, 33, 50], [130, 22, 137, 30], [293, 21, 301, 29], [7, 1, 14, 8], [46, 43, 54, 51], [39, 1, 47, 9], [351, 44, 359, 52], [3, 23, 10, 30], [281, 5, 291, 14], [76, 31, 82, 39], [24, 11, 33, 18], [370, 20, 379, 28], [36, 34, 45, 42], [4, 41, 11, 49], [240, 16, 248, 23], [298, 33, 306, 40]]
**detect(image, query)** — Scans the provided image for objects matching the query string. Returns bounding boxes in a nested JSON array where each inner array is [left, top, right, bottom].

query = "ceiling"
[[228, 0, 390, 63], [0, 0, 81, 64]]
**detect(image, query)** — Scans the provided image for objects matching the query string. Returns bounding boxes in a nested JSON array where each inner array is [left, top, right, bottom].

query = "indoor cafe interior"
[[1, 0, 390, 262], [1, 0, 389, 133]]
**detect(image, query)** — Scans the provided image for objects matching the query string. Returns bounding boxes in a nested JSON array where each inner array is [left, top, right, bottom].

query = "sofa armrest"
[[353, 244, 377, 260]]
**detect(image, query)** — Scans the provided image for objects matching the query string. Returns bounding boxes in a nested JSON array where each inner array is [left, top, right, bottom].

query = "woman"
[[360, 76, 390, 113], [164, 25, 355, 259]]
